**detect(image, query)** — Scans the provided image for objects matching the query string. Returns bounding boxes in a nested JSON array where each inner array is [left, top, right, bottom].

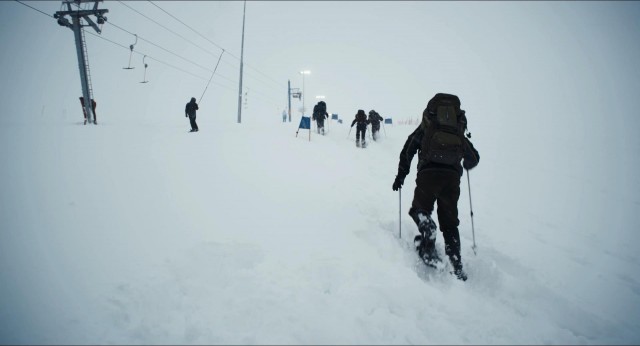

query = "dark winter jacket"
[[185, 98, 199, 117], [313, 103, 328, 121], [351, 110, 369, 128], [368, 111, 383, 125], [396, 123, 479, 179], [313, 106, 327, 121]]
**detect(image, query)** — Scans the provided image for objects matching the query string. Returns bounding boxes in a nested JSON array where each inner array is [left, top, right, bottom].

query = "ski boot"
[[356, 140, 361, 148], [453, 263, 467, 281], [445, 241, 467, 281], [414, 214, 440, 268]]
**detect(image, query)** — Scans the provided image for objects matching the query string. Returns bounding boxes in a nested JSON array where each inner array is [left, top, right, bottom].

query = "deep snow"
[[2, 1, 640, 343], [1, 110, 639, 344]]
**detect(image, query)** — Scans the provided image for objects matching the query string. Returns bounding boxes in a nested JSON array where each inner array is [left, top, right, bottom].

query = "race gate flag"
[[298, 116, 311, 130], [384, 118, 393, 124], [295, 115, 312, 141], [331, 113, 339, 120]]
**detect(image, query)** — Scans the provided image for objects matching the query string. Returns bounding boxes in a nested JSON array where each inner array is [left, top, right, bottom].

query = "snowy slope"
[[1, 110, 638, 344]]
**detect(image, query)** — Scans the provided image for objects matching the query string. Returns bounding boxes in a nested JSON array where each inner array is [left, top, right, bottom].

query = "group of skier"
[[350, 109, 384, 148], [310, 100, 385, 148], [311, 94, 480, 281], [179, 93, 480, 281]]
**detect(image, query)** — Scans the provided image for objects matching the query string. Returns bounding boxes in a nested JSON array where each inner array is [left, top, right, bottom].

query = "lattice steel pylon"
[[54, 0, 108, 125]]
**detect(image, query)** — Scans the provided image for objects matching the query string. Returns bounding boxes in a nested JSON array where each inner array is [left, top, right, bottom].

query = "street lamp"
[[300, 70, 310, 116]]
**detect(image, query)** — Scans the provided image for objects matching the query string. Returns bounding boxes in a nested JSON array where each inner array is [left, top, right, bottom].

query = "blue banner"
[[298, 116, 311, 129], [331, 113, 338, 120], [384, 118, 392, 124]]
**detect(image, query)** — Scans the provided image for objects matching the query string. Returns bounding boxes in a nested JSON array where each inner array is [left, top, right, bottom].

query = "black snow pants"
[[189, 114, 199, 131], [316, 118, 325, 134], [356, 124, 367, 143], [408, 169, 462, 264]]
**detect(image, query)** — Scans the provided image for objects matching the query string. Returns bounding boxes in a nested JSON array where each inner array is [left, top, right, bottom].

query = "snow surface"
[[2, 1, 640, 344], [1, 111, 639, 344]]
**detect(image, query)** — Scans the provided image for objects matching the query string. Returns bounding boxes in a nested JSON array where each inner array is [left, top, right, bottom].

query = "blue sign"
[[384, 118, 393, 124], [331, 113, 338, 120], [298, 116, 311, 129]]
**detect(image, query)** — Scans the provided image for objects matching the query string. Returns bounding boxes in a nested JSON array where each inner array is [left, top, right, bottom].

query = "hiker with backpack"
[[392, 93, 479, 281], [350, 109, 369, 148], [368, 110, 384, 141], [185, 97, 199, 132], [312, 101, 329, 135]]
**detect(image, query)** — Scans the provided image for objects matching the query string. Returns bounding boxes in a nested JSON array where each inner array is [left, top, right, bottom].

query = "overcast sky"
[[1, 1, 640, 196], [1, 4, 640, 342], [2, 1, 639, 122]]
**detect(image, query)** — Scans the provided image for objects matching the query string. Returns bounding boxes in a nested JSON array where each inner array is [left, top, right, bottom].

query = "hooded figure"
[[185, 97, 199, 132], [350, 109, 369, 147], [312, 101, 329, 135], [368, 110, 383, 141], [392, 93, 480, 281]]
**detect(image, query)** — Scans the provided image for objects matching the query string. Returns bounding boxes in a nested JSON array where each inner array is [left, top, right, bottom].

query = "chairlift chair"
[[123, 34, 137, 70], [140, 55, 149, 83]]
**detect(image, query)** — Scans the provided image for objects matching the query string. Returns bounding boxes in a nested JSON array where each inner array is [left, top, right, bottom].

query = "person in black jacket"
[[312, 101, 329, 135], [350, 109, 369, 147], [392, 93, 479, 281], [368, 110, 384, 141], [185, 97, 199, 132]]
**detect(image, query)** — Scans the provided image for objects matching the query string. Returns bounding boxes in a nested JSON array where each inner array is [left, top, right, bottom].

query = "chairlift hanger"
[[123, 34, 137, 70], [140, 55, 149, 83]]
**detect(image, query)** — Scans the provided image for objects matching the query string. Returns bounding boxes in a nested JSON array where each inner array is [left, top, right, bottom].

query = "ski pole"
[[382, 121, 387, 138], [199, 50, 225, 104], [399, 188, 402, 239], [466, 169, 477, 254], [347, 126, 352, 139]]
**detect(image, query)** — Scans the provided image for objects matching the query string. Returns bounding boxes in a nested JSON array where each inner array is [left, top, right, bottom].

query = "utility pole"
[[237, 0, 246, 124], [287, 80, 291, 122], [54, 0, 108, 125], [288, 80, 301, 123], [300, 70, 310, 117]]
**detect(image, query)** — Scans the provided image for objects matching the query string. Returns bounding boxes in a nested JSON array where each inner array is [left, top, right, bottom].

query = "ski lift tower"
[[54, 0, 108, 125]]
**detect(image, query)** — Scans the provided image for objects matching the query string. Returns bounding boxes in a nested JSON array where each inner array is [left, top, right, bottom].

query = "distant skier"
[[350, 109, 369, 147], [185, 97, 199, 132], [282, 109, 287, 123], [312, 101, 328, 135], [392, 93, 479, 281], [368, 110, 384, 141]]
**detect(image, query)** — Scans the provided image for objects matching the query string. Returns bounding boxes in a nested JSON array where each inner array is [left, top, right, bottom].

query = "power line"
[[87, 31, 279, 107], [86, 30, 243, 94], [147, 1, 283, 89], [107, 21, 214, 75], [15, 0, 53, 18], [115, 1, 222, 60], [114, 2, 282, 96], [15, 0, 213, 80], [14, 0, 282, 108], [147, 1, 227, 56], [83, 30, 210, 83], [104, 20, 240, 87]]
